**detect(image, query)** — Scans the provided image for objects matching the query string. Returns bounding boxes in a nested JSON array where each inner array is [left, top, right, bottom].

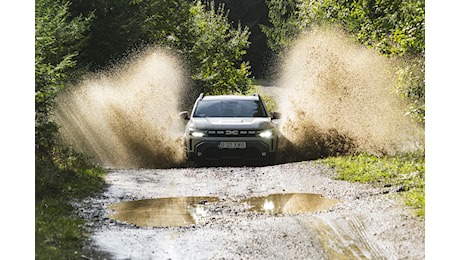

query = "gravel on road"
[[78, 161, 424, 259]]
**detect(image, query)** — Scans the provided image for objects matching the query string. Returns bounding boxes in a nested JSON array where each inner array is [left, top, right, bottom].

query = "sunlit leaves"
[[261, 0, 300, 54], [297, 0, 425, 57], [395, 57, 425, 123], [35, 0, 93, 156], [185, 1, 252, 95]]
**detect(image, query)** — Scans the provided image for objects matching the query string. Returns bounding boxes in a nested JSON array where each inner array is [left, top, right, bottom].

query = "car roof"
[[201, 95, 259, 101]]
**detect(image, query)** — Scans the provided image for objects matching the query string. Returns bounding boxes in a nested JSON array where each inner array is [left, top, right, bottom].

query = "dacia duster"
[[181, 93, 279, 164]]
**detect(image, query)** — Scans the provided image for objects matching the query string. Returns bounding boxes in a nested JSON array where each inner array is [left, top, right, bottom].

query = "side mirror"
[[179, 111, 190, 120], [271, 111, 281, 120]]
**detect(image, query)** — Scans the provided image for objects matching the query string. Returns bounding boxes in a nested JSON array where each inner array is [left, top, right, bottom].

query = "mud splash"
[[277, 27, 423, 160], [54, 48, 188, 168]]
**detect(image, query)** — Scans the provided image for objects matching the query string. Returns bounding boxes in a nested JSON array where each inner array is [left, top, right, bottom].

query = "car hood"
[[189, 117, 273, 130]]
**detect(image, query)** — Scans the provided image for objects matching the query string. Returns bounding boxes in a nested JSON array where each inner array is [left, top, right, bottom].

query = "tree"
[[177, 1, 252, 95], [67, 0, 252, 96], [35, 0, 93, 158], [68, 0, 191, 70], [214, 0, 274, 78], [261, 0, 300, 55], [297, 0, 425, 57]]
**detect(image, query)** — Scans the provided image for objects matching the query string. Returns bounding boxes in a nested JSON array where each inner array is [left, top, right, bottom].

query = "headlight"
[[190, 130, 206, 137], [258, 129, 273, 138]]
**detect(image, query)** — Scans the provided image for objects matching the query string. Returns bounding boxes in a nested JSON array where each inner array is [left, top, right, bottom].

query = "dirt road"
[[78, 161, 424, 259]]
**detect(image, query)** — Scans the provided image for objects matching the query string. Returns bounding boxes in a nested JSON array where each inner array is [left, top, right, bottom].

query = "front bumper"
[[185, 136, 277, 160]]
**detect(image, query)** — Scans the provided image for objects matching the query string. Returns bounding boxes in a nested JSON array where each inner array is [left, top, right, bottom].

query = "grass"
[[320, 152, 425, 217], [36, 148, 106, 259]]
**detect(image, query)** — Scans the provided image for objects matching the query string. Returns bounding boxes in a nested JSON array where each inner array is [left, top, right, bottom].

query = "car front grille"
[[206, 130, 258, 137]]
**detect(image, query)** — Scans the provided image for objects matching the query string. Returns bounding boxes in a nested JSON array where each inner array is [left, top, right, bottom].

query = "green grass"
[[35, 199, 87, 259], [36, 148, 106, 259], [320, 152, 425, 217]]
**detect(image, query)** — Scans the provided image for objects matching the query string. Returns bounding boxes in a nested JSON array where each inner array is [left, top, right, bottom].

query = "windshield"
[[193, 100, 268, 118]]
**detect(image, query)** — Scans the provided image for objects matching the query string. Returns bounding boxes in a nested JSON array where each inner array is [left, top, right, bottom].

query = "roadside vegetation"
[[35, 1, 106, 257], [35, 149, 106, 259], [320, 152, 425, 217]]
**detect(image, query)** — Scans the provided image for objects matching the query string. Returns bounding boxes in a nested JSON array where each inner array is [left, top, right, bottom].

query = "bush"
[[35, 147, 106, 259], [184, 1, 252, 95], [321, 152, 425, 217]]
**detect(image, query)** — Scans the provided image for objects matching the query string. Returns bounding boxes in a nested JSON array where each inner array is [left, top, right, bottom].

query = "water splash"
[[277, 27, 423, 161], [54, 48, 188, 168]]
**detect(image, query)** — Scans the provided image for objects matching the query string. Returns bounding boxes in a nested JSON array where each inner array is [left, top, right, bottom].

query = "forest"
[[35, 0, 424, 258]]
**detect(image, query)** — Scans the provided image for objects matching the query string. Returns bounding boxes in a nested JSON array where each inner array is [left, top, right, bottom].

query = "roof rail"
[[198, 93, 204, 100], [252, 93, 262, 101]]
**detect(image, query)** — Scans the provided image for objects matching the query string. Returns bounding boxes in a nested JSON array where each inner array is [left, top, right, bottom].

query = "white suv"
[[181, 93, 279, 165]]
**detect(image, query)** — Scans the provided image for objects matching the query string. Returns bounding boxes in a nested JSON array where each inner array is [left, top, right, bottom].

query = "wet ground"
[[78, 161, 424, 259], [106, 193, 341, 228]]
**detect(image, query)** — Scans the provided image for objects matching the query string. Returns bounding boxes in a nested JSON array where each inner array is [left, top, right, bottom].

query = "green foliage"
[[395, 57, 425, 124], [214, 0, 274, 78], [36, 148, 106, 259], [297, 0, 425, 57], [69, 0, 191, 69], [35, 0, 93, 157], [68, 0, 252, 96], [36, 199, 86, 259], [36, 148, 105, 200], [35, 1, 106, 258], [179, 1, 252, 95], [261, 0, 301, 54], [321, 152, 425, 217]]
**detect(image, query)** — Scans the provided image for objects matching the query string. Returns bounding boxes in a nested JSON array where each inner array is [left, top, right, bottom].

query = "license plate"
[[219, 142, 246, 149]]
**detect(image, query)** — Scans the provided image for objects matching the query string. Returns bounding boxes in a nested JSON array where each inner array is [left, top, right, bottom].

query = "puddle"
[[107, 197, 220, 227], [242, 193, 341, 214], [107, 193, 341, 227]]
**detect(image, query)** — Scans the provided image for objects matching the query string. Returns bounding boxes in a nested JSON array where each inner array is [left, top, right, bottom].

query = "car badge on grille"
[[225, 130, 239, 136]]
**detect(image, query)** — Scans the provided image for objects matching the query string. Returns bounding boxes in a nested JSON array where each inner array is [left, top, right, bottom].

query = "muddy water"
[[54, 48, 188, 169], [243, 193, 341, 214], [107, 193, 340, 227], [277, 27, 424, 160], [107, 197, 220, 227]]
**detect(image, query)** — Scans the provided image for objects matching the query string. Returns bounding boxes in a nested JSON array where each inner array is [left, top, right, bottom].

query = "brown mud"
[[276, 27, 424, 161], [54, 48, 188, 168]]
